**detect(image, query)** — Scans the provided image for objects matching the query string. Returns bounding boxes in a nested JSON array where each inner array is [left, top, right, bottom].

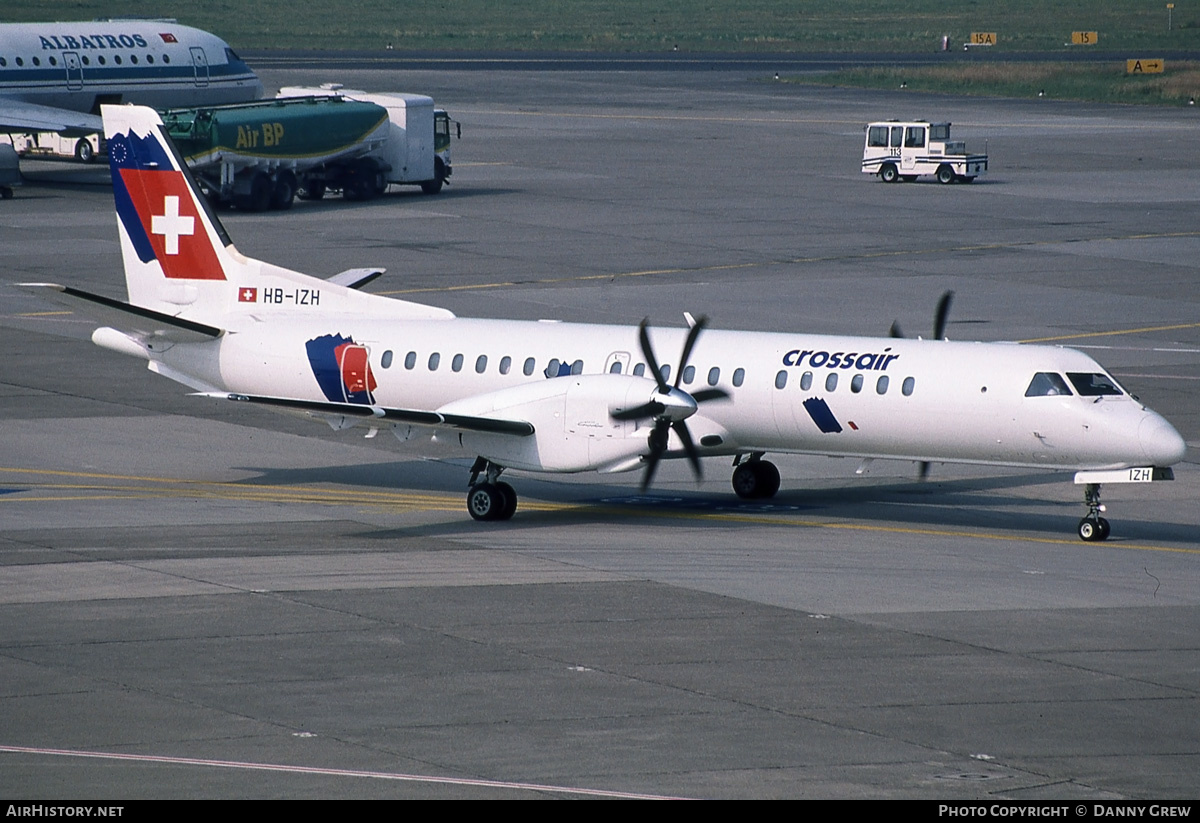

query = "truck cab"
[[862, 120, 987, 184]]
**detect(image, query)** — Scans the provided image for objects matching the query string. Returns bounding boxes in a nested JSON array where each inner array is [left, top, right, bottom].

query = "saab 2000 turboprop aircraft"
[[20, 105, 1189, 540], [0, 20, 261, 135]]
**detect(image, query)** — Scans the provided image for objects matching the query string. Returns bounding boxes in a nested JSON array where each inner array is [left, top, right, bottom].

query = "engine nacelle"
[[439, 374, 666, 472]]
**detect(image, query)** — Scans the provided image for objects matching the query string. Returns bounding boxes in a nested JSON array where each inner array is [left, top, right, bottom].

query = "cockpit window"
[[1025, 372, 1073, 397], [1067, 372, 1122, 397]]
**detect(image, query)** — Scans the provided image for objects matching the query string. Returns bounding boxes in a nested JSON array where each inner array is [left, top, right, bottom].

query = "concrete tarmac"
[[1, 68, 1198, 798]]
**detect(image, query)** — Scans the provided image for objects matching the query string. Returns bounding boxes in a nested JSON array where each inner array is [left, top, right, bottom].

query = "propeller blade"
[[640, 448, 661, 491], [671, 420, 702, 478], [690, 387, 729, 404], [638, 319, 669, 394], [889, 320, 904, 339], [673, 315, 708, 388], [932, 290, 954, 340], [918, 460, 930, 481], [639, 421, 670, 491], [611, 400, 666, 421]]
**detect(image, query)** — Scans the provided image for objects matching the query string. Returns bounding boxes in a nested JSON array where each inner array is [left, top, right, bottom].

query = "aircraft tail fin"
[[104, 104, 247, 320], [103, 104, 454, 323]]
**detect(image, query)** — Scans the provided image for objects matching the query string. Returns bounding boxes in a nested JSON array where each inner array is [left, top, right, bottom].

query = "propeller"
[[611, 317, 729, 490], [889, 289, 954, 341], [889, 290, 954, 479]]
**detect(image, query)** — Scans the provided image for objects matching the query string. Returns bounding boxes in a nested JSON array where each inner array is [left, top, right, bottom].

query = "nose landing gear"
[[1078, 483, 1111, 542]]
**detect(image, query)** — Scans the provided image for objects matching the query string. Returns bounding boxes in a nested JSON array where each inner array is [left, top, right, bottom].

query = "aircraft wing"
[[16, 283, 223, 342], [0, 98, 103, 135], [199, 392, 536, 436]]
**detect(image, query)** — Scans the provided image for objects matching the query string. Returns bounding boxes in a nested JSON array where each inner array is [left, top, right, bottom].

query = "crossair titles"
[[782, 347, 900, 371]]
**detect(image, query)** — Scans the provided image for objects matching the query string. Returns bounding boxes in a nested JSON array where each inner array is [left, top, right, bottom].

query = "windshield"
[[1067, 372, 1123, 397], [1025, 372, 1073, 397]]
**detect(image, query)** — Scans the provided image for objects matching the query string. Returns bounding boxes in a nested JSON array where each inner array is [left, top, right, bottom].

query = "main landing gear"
[[466, 457, 517, 521], [1078, 482, 1111, 542], [731, 454, 781, 499]]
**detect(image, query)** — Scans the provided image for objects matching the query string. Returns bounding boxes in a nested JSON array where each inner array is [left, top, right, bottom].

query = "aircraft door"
[[63, 52, 83, 91], [604, 351, 631, 375], [337, 344, 376, 404], [190, 47, 210, 88]]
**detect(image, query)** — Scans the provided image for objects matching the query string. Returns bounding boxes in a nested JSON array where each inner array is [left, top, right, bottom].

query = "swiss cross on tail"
[[107, 121, 225, 281]]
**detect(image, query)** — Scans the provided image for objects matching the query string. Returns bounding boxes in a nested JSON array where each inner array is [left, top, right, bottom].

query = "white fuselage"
[[151, 304, 1186, 476]]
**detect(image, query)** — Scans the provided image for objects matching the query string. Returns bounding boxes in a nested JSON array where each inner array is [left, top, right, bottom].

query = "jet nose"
[[1140, 413, 1187, 466]]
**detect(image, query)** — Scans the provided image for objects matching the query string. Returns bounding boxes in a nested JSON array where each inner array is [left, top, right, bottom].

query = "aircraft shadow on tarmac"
[[230, 460, 1197, 544]]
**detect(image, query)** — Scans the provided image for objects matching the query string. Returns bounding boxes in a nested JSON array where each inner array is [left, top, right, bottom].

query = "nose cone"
[[1140, 413, 1187, 466]]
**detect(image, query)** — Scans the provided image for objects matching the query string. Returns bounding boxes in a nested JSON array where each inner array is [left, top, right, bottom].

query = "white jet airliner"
[[20, 105, 1189, 540], [0, 20, 261, 135]]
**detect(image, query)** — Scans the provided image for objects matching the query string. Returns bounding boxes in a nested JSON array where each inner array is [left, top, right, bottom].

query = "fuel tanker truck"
[[160, 89, 456, 210]]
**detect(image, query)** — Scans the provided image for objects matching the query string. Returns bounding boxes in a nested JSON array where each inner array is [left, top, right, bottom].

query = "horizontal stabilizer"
[[16, 283, 223, 341], [327, 268, 385, 290], [197, 392, 536, 436]]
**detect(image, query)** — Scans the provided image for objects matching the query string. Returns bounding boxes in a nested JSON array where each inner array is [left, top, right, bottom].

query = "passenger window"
[[404, 351, 416, 369], [707, 367, 720, 386], [659, 365, 671, 383], [523, 357, 535, 376], [1067, 372, 1122, 397], [775, 370, 788, 389], [500, 356, 512, 375], [452, 354, 464, 372], [381, 350, 393, 369], [570, 360, 583, 375], [800, 371, 812, 391], [1025, 372, 1073, 397], [825, 373, 838, 392], [609, 361, 622, 374], [732, 368, 745, 387], [876, 375, 889, 394], [428, 352, 440, 371], [633, 363, 646, 377], [682, 365, 695, 385], [545, 358, 561, 378], [902, 376, 915, 396], [475, 355, 487, 374], [851, 374, 863, 393]]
